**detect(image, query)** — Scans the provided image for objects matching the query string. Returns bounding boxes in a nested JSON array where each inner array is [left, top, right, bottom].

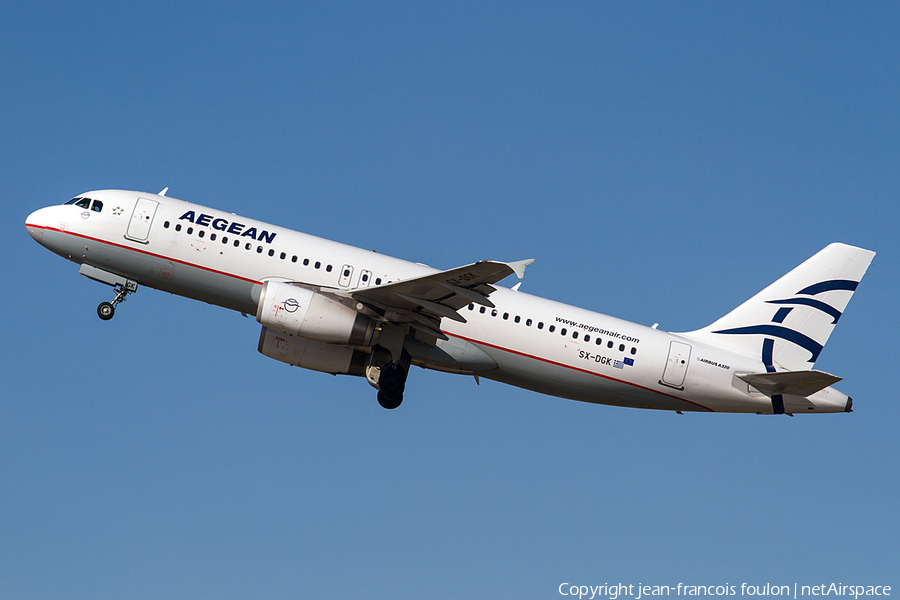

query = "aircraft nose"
[[25, 206, 53, 242]]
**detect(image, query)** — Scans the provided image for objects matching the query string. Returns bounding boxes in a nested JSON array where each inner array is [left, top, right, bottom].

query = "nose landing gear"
[[97, 281, 137, 321], [78, 264, 139, 321]]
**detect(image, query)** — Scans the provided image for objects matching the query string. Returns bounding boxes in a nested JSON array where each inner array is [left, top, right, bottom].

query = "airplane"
[[25, 189, 875, 414]]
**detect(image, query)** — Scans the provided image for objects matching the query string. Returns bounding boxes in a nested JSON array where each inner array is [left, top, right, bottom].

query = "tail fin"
[[681, 243, 875, 372]]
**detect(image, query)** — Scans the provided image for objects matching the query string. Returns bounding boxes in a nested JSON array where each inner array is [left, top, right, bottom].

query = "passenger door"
[[125, 198, 159, 242], [661, 340, 691, 389]]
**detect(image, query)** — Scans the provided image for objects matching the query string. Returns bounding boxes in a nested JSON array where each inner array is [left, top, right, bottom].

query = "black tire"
[[378, 364, 407, 396], [97, 302, 115, 320], [377, 391, 403, 410]]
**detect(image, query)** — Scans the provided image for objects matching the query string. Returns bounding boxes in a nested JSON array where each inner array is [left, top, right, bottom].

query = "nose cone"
[[25, 206, 54, 243]]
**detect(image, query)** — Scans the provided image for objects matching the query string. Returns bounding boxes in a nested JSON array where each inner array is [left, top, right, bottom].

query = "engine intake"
[[256, 280, 374, 347]]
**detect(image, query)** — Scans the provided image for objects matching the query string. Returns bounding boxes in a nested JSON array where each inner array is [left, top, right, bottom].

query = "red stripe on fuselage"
[[27, 224, 262, 285], [446, 332, 715, 412]]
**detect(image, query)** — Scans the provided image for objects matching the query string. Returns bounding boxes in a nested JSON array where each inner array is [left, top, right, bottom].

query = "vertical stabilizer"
[[681, 243, 875, 372]]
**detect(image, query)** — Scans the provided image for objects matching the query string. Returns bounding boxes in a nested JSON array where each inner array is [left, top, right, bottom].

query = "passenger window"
[[584, 335, 590, 342], [361, 274, 369, 282], [292, 256, 298, 263], [210, 233, 216, 241], [268, 249, 275, 257], [315, 261, 321, 269], [222, 236, 228, 244], [631, 347, 637, 355], [245, 243, 252, 250], [595, 338, 602, 346], [572, 331, 578, 339], [326, 265, 333, 272], [468, 304, 474, 311], [375, 278, 382, 285], [257, 246, 263, 253], [175, 224, 182, 232], [549, 325, 555, 332], [514, 316, 521, 323], [198, 230, 205, 238], [537, 322, 543, 329], [187, 227, 194, 235], [619, 344, 625, 352], [526, 319, 532, 326], [479, 306, 486, 314], [91, 200, 103, 212], [491, 309, 498, 317], [163, 221, 170, 229], [608, 341, 614, 348], [75, 198, 91, 209], [503, 313, 509, 320], [234, 240, 240, 247], [561, 328, 567, 336]]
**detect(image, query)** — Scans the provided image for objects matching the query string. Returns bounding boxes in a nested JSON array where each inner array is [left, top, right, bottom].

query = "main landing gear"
[[97, 281, 137, 321], [366, 345, 411, 410], [376, 363, 408, 410]]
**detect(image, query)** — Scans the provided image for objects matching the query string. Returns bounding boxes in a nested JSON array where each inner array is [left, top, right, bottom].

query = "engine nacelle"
[[258, 326, 368, 376], [256, 280, 374, 347]]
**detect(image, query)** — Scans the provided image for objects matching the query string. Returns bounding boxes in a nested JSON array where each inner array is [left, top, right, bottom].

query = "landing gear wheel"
[[379, 366, 406, 397], [377, 391, 403, 410], [370, 350, 410, 410], [96, 280, 137, 320], [97, 301, 115, 320]]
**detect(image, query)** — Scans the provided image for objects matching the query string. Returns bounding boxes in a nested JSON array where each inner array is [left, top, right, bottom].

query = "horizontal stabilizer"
[[738, 370, 841, 397]]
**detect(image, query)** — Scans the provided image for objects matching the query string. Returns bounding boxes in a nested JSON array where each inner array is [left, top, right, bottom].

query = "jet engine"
[[256, 280, 374, 347], [258, 326, 368, 376]]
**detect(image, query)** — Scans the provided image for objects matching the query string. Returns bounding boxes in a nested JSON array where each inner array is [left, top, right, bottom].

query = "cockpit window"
[[64, 197, 103, 212]]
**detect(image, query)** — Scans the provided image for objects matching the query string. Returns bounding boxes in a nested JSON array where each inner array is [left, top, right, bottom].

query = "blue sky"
[[2, 2, 898, 598]]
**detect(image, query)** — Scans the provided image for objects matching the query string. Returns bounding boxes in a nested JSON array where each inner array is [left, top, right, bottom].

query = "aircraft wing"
[[738, 370, 842, 397], [349, 259, 534, 340]]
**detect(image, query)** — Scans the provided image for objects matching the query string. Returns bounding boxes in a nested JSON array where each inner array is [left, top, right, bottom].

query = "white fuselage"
[[25, 190, 853, 414]]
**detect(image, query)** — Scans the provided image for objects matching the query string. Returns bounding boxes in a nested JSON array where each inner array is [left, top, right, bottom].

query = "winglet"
[[506, 259, 535, 279]]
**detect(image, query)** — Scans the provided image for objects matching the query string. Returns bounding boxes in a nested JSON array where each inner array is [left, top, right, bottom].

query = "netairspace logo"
[[557, 583, 892, 600]]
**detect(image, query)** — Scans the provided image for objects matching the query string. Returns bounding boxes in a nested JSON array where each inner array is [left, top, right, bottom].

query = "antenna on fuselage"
[[158, 187, 169, 196]]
